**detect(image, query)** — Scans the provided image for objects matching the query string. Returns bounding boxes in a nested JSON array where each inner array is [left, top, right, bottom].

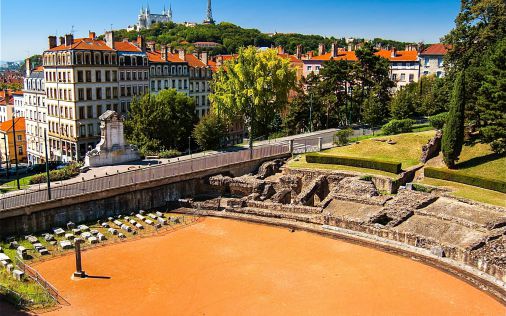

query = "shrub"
[[192, 114, 227, 150], [424, 167, 506, 193], [306, 153, 402, 174], [381, 119, 415, 135], [333, 128, 353, 146], [29, 163, 81, 185], [428, 112, 448, 130], [159, 149, 182, 159]]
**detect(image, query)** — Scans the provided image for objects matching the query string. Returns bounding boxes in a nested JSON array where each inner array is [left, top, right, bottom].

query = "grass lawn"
[[0, 175, 33, 193], [425, 143, 506, 182], [287, 155, 399, 179], [418, 178, 506, 207], [321, 130, 436, 169]]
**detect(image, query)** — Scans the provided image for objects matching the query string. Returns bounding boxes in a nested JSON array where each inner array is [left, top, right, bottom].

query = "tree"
[[318, 59, 353, 126], [193, 114, 228, 150], [354, 43, 394, 120], [124, 89, 197, 152], [210, 47, 296, 150], [443, 0, 506, 127], [363, 86, 389, 129], [390, 84, 417, 120], [442, 72, 466, 169], [477, 38, 506, 154]]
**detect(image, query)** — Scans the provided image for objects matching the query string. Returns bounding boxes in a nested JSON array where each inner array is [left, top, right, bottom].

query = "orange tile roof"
[[0, 90, 14, 106], [0, 117, 25, 132], [420, 43, 448, 56], [207, 60, 218, 72], [278, 53, 303, 64], [49, 38, 114, 51], [185, 54, 206, 68], [114, 41, 142, 52], [376, 49, 418, 61], [147, 51, 184, 63], [310, 51, 358, 61], [33, 66, 44, 72], [11, 90, 23, 96]]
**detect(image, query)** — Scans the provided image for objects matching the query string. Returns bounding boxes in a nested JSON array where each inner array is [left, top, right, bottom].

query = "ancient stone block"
[[67, 222, 76, 230], [65, 233, 75, 240], [78, 225, 90, 232], [53, 228, 65, 236], [60, 240, 73, 249], [13, 269, 24, 281]]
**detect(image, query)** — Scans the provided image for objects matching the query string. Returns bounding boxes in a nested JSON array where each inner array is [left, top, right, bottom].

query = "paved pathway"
[[0, 129, 337, 200]]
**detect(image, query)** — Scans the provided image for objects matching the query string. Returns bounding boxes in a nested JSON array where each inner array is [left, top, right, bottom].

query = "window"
[[77, 71, 84, 82], [409, 74, 414, 82], [438, 57, 443, 67], [85, 71, 92, 82], [106, 87, 111, 99], [316, 66, 321, 71], [400, 73, 406, 82], [87, 105, 93, 118], [97, 105, 102, 116], [307, 66, 312, 71], [96, 88, 102, 100], [18, 146, 23, 155], [80, 125, 86, 137], [17, 135, 22, 141], [121, 101, 126, 113], [78, 89, 84, 101], [120, 71, 125, 80], [105, 71, 111, 82], [86, 88, 92, 100], [88, 124, 94, 136], [436, 71, 442, 78], [96, 70, 102, 82], [424, 57, 430, 67], [392, 74, 397, 81]]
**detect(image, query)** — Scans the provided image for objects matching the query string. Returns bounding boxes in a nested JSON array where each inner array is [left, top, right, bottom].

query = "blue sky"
[[0, 0, 460, 61]]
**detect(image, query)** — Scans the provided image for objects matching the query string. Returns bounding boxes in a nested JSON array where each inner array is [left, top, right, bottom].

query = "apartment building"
[[0, 117, 27, 164], [23, 62, 48, 165], [0, 90, 14, 122], [420, 43, 447, 78], [147, 44, 189, 95], [186, 52, 212, 118], [43, 32, 119, 161]]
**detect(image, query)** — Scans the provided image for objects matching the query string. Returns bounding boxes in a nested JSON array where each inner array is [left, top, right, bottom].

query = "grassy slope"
[[322, 130, 436, 169], [426, 143, 506, 182], [420, 178, 506, 207]]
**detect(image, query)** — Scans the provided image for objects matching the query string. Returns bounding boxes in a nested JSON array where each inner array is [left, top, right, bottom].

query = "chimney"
[[161, 44, 168, 61], [347, 43, 354, 52], [105, 31, 114, 49], [89, 31, 96, 39], [64, 34, 74, 46], [200, 51, 209, 65], [147, 41, 156, 52], [48, 36, 57, 49], [277, 46, 285, 55], [307, 51, 314, 59], [391, 48, 397, 58], [296, 45, 302, 59], [331, 43, 338, 58], [137, 35, 146, 52], [59, 36, 65, 46], [25, 58, 32, 77], [318, 43, 325, 56], [179, 49, 186, 61]]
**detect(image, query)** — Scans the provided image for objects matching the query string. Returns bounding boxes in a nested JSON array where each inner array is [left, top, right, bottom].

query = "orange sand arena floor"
[[25, 218, 506, 315]]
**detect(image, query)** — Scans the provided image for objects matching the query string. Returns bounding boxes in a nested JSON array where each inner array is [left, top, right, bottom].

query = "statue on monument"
[[85, 111, 140, 168]]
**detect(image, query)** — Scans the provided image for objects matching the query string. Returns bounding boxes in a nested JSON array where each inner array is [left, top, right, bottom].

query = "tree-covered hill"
[[111, 22, 412, 55]]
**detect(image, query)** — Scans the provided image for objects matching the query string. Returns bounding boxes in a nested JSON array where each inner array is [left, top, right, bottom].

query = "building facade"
[[12, 91, 24, 117], [43, 32, 120, 161], [0, 117, 27, 164], [0, 90, 14, 122], [420, 43, 447, 78], [187, 52, 212, 118], [23, 64, 48, 165], [147, 45, 189, 95]]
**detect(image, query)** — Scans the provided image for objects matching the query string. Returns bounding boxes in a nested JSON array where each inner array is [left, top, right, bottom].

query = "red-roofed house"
[[0, 117, 27, 164], [302, 43, 422, 91], [0, 90, 14, 122], [420, 44, 448, 78]]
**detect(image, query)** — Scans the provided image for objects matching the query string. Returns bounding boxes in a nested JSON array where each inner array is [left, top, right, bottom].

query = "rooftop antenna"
[[70, 25, 75, 35]]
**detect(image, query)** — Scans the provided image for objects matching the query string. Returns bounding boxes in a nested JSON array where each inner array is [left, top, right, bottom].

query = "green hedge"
[[29, 163, 81, 185], [424, 167, 506, 193], [306, 153, 402, 174]]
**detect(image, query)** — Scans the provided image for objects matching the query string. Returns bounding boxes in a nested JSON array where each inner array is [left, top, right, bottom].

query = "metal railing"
[[0, 142, 292, 211]]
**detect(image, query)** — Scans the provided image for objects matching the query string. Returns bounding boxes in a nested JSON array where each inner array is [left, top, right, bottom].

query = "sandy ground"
[[25, 218, 505, 316]]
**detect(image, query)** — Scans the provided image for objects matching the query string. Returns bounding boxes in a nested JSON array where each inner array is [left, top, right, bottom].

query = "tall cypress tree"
[[442, 71, 466, 169]]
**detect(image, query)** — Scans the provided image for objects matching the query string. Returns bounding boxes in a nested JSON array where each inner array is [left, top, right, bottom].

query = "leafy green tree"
[[390, 84, 416, 120], [210, 47, 296, 150], [363, 86, 389, 129], [125, 89, 197, 152], [193, 114, 228, 150], [442, 72, 466, 169], [477, 38, 506, 154]]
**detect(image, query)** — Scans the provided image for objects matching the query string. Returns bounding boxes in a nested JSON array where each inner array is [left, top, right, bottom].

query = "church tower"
[[168, 4, 173, 22], [203, 0, 215, 24]]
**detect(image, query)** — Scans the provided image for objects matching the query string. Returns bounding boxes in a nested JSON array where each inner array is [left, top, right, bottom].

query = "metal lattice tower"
[[205, 0, 215, 24]]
